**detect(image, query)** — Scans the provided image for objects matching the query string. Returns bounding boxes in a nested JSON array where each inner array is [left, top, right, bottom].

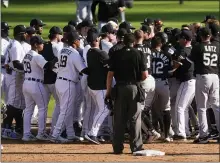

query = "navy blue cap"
[[63, 25, 75, 33], [179, 30, 193, 41], [1, 22, 11, 30], [26, 27, 36, 35], [116, 28, 127, 38], [141, 18, 154, 26], [30, 19, 46, 27], [49, 26, 62, 35], [67, 31, 80, 43], [14, 25, 26, 35], [100, 24, 114, 34], [119, 21, 135, 30], [209, 23, 220, 36], [68, 20, 77, 27], [87, 31, 99, 44], [140, 25, 151, 33], [201, 15, 216, 23], [81, 20, 94, 27], [164, 27, 173, 35], [199, 27, 211, 37], [30, 35, 44, 45]]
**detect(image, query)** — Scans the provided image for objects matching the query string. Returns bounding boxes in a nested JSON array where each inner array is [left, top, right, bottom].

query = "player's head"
[[116, 28, 127, 42], [123, 33, 135, 47], [30, 35, 44, 52], [68, 20, 77, 28], [151, 36, 162, 49], [26, 27, 36, 44], [154, 19, 164, 33], [171, 28, 181, 45], [140, 25, 152, 40], [155, 32, 168, 45], [62, 25, 76, 43], [49, 26, 63, 42], [1, 22, 11, 38], [164, 27, 173, 43], [13, 25, 27, 41], [134, 29, 144, 44], [100, 23, 115, 39], [119, 21, 135, 33], [209, 23, 220, 37], [141, 18, 154, 26], [81, 20, 95, 36], [198, 27, 212, 42], [67, 31, 80, 48], [87, 29, 100, 48], [181, 24, 190, 30], [201, 15, 216, 26], [178, 30, 193, 47], [30, 18, 46, 35]]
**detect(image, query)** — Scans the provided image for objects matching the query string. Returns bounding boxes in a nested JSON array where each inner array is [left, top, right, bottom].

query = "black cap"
[[201, 15, 216, 23], [209, 23, 220, 36], [140, 25, 151, 33], [26, 27, 36, 35], [164, 27, 173, 35], [179, 30, 193, 41], [14, 25, 26, 35], [116, 28, 127, 38], [1, 22, 11, 30], [81, 20, 94, 27], [100, 24, 114, 34], [124, 33, 135, 45], [119, 21, 135, 32], [63, 25, 75, 33], [49, 26, 62, 35], [154, 19, 164, 27], [172, 28, 181, 36], [199, 27, 211, 37], [108, 18, 119, 25], [87, 31, 99, 44], [141, 18, 154, 26], [30, 19, 46, 27], [68, 20, 77, 27], [30, 36, 44, 45], [67, 31, 80, 43]]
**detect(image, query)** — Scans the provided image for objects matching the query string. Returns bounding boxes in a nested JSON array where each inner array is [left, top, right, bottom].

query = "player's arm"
[[35, 54, 51, 70], [11, 46, 24, 71], [100, 50, 109, 68], [74, 51, 88, 75], [118, 0, 126, 12]]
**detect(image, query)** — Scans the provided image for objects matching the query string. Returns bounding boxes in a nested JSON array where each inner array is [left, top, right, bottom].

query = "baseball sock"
[[163, 110, 171, 138]]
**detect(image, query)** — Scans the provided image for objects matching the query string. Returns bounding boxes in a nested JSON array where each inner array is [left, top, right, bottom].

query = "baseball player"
[[50, 31, 87, 143], [30, 18, 46, 35], [22, 36, 57, 141], [100, 24, 114, 53], [75, 0, 93, 24], [2, 25, 30, 139], [133, 30, 161, 142], [187, 27, 219, 143]]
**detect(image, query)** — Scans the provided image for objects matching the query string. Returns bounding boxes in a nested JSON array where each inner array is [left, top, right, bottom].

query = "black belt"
[[25, 78, 43, 83], [116, 81, 137, 86], [57, 77, 76, 83]]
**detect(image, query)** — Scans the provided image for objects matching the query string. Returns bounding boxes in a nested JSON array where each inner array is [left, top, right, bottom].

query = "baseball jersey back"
[[23, 50, 47, 80], [57, 46, 86, 82]]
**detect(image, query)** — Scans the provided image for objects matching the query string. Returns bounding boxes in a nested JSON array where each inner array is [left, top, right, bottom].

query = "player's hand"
[[173, 60, 182, 69], [118, 7, 125, 12]]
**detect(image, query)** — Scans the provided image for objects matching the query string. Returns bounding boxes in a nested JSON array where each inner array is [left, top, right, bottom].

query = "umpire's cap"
[[14, 25, 26, 36], [49, 26, 63, 35], [199, 27, 211, 37], [26, 27, 36, 35], [1, 22, 11, 30], [201, 15, 216, 23], [141, 18, 154, 26], [30, 18, 46, 27], [63, 25, 75, 33], [67, 31, 80, 44], [30, 36, 44, 45]]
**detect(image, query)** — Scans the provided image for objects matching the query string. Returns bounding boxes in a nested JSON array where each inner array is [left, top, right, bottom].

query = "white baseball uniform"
[[22, 50, 49, 136], [52, 46, 86, 139]]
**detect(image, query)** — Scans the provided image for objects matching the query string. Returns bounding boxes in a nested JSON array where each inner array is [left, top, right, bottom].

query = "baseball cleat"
[[193, 136, 209, 144], [2, 129, 22, 140], [85, 134, 101, 145], [49, 135, 69, 143], [164, 137, 173, 143], [36, 133, 50, 141], [22, 134, 37, 142], [97, 136, 106, 142], [147, 130, 161, 143], [67, 135, 81, 142], [173, 135, 187, 141]]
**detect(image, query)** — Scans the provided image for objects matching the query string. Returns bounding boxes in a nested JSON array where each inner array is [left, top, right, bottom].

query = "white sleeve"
[[52, 43, 63, 57], [10, 45, 21, 62], [83, 45, 91, 66], [34, 54, 48, 69], [73, 51, 86, 72]]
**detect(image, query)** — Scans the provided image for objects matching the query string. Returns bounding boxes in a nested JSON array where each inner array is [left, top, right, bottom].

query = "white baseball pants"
[[52, 79, 77, 138], [196, 74, 220, 138], [175, 79, 195, 137], [88, 88, 109, 137], [23, 80, 48, 135]]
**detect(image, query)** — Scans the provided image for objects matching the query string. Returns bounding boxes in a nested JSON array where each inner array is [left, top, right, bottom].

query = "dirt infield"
[[1, 139, 219, 162]]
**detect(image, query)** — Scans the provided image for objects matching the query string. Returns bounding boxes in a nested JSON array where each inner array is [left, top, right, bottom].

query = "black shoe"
[[97, 136, 105, 142], [193, 136, 209, 144], [73, 122, 82, 136], [173, 135, 187, 141], [113, 151, 123, 154], [85, 135, 100, 145], [208, 131, 219, 140], [132, 147, 144, 153]]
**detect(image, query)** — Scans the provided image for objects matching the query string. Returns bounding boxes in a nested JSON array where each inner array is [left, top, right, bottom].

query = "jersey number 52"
[[23, 61, 32, 73], [203, 53, 218, 66], [60, 55, 67, 67]]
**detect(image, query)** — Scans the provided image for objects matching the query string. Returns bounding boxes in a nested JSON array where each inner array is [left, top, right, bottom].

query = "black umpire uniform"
[[107, 33, 148, 154]]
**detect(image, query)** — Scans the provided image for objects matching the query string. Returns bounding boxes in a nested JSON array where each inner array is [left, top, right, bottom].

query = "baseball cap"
[[63, 25, 76, 33], [116, 28, 127, 38], [199, 27, 211, 37], [1, 22, 11, 30], [119, 21, 135, 33], [100, 24, 114, 34], [30, 18, 46, 27], [87, 31, 99, 44], [67, 31, 80, 43], [81, 20, 94, 27], [68, 20, 77, 27], [154, 19, 164, 27], [179, 30, 193, 41], [201, 15, 216, 23], [14, 25, 26, 35], [140, 25, 151, 33], [140, 18, 154, 26], [164, 27, 173, 35], [209, 23, 220, 36], [26, 27, 36, 35], [108, 21, 118, 30], [172, 28, 181, 36], [49, 26, 63, 35], [30, 35, 44, 45]]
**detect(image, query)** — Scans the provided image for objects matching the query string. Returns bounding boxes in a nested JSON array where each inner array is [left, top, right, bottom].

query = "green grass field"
[[1, 0, 219, 117]]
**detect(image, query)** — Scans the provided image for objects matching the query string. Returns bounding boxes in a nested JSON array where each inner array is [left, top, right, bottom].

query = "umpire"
[[106, 33, 148, 154]]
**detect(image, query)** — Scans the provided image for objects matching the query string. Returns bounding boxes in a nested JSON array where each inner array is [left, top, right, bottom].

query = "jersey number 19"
[[24, 61, 32, 73]]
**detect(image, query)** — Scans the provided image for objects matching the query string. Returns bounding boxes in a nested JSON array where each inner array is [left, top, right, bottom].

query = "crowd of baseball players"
[[1, 14, 219, 146]]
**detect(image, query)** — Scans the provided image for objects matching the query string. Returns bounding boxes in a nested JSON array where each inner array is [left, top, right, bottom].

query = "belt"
[[25, 78, 43, 83], [57, 77, 77, 83], [116, 81, 137, 86], [155, 78, 167, 81]]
